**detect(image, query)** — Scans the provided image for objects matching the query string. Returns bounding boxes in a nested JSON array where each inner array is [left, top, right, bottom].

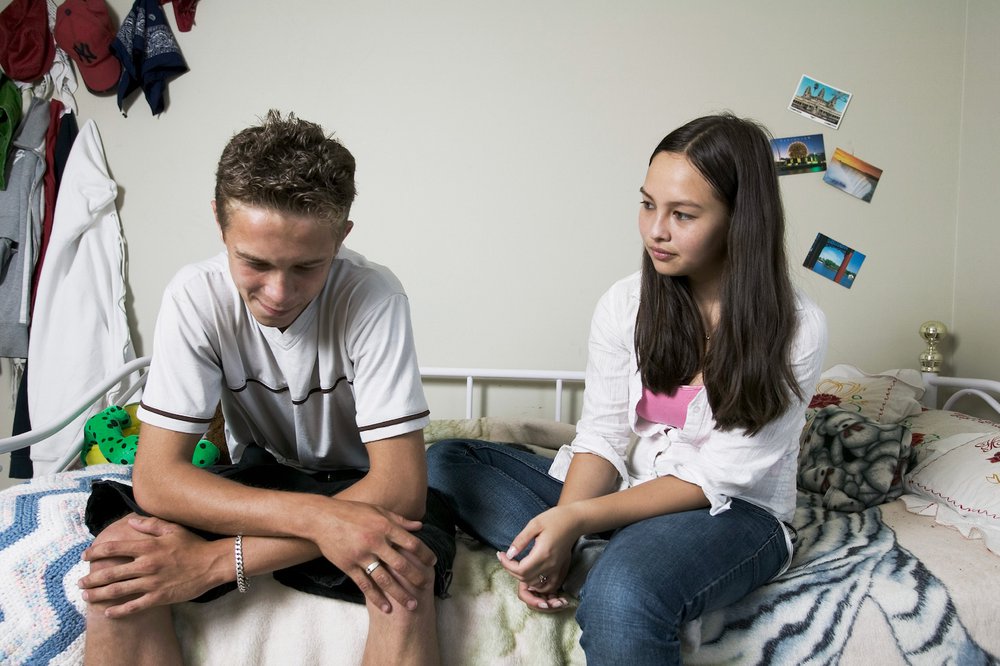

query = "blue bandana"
[[111, 0, 188, 115]]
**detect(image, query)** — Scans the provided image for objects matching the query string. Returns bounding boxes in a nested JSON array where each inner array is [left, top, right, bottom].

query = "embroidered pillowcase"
[[807, 365, 925, 425], [902, 431, 1000, 555]]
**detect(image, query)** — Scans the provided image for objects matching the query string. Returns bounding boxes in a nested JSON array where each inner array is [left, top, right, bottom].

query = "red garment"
[[54, 0, 122, 93], [159, 0, 199, 32], [0, 0, 56, 81], [31, 100, 63, 314]]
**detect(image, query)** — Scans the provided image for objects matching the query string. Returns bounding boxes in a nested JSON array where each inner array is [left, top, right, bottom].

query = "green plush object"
[[82, 405, 221, 467]]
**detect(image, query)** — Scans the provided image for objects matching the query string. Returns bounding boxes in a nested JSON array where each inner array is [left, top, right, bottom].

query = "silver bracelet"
[[234, 534, 249, 593]]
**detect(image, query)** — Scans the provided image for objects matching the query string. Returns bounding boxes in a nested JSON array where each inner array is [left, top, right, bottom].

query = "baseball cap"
[[0, 0, 56, 82], [55, 0, 121, 94]]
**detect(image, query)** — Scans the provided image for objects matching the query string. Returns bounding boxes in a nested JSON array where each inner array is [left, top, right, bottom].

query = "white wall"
[[953, 0, 1000, 382], [3, 0, 991, 481]]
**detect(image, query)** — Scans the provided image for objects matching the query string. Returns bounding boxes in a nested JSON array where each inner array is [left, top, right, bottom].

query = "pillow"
[[902, 431, 1000, 555], [901, 408, 996, 467], [798, 405, 912, 511], [807, 364, 925, 425]]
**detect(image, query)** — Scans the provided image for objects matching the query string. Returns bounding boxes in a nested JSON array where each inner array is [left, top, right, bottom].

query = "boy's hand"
[[79, 515, 226, 617], [310, 498, 436, 614]]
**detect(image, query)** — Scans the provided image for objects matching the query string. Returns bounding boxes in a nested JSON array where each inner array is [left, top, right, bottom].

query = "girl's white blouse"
[[547, 272, 828, 524]]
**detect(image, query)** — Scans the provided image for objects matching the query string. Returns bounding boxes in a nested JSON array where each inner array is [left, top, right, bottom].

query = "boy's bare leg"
[[83, 515, 183, 666], [362, 563, 440, 666]]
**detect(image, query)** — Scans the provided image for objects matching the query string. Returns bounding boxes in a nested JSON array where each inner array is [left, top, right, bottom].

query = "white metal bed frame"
[[420, 367, 585, 422], [0, 356, 152, 473], [5, 352, 999, 477], [921, 373, 1000, 413], [0, 360, 585, 475]]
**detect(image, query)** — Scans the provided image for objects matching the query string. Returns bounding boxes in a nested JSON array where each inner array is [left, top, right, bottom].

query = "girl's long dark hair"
[[635, 113, 800, 435]]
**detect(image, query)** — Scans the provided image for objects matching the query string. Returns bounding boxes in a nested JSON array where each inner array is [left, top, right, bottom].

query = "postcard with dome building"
[[771, 133, 827, 176]]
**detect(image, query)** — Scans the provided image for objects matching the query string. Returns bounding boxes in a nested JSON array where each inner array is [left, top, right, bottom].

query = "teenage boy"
[[79, 111, 453, 666]]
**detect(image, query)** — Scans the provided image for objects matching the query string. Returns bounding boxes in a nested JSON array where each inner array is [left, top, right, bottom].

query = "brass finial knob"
[[918, 320, 947, 373]]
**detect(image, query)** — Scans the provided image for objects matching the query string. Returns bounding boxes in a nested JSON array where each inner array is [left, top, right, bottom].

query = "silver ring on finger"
[[538, 573, 548, 585], [365, 560, 382, 576]]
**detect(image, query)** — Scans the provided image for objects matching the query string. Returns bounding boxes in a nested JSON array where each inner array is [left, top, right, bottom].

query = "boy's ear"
[[212, 200, 223, 239], [342, 220, 354, 242]]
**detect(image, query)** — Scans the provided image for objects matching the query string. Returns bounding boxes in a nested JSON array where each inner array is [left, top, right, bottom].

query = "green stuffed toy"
[[82, 404, 221, 467]]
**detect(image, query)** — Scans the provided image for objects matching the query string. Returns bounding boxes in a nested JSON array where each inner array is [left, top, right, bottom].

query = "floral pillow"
[[901, 407, 998, 466], [902, 430, 1000, 555], [807, 364, 925, 425]]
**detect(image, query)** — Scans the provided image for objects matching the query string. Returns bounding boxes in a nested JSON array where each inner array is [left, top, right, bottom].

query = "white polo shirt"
[[137, 247, 430, 471]]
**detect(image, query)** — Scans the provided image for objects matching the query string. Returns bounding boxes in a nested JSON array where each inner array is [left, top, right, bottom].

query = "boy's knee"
[[88, 513, 143, 571], [93, 512, 142, 542], [367, 584, 436, 632]]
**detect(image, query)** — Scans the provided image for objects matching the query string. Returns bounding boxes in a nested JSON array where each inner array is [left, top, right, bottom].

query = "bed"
[[1, 352, 999, 665]]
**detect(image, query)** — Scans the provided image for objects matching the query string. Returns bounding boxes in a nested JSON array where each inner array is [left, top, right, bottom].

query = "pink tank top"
[[636, 385, 704, 429]]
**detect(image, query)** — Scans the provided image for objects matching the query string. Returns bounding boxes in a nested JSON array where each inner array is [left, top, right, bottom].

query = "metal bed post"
[[465, 375, 474, 419], [555, 379, 564, 422], [918, 321, 1000, 412], [420, 367, 586, 422]]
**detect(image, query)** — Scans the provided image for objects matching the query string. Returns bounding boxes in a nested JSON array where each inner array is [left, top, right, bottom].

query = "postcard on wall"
[[823, 148, 882, 203], [770, 133, 827, 176], [803, 233, 866, 289], [788, 74, 852, 130]]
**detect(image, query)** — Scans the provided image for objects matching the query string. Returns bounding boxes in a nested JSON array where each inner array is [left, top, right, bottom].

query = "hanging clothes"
[[0, 77, 22, 190], [0, 96, 48, 359], [31, 102, 76, 312], [0, 0, 57, 83], [9, 363, 32, 478], [159, 0, 199, 32], [27, 120, 135, 474], [11, 103, 78, 479], [111, 0, 187, 115]]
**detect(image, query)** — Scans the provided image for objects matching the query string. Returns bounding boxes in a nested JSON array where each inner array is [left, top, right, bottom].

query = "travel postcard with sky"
[[823, 148, 883, 203], [788, 74, 853, 129], [803, 233, 866, 289]]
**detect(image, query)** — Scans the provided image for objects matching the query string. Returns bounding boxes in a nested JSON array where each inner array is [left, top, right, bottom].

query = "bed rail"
[[917, 320, 1000, 416], [0, 356, 152, 472], [921, 373, 1000, 415], [420, 367, 585, 422]]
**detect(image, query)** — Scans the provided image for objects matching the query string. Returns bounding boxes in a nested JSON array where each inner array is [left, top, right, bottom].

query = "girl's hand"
[[515, 580, 572, 613], [496, 504, 582, 607]]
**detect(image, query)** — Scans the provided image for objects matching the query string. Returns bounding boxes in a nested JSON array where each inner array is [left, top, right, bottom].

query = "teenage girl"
[[426, 113, 827, 664]]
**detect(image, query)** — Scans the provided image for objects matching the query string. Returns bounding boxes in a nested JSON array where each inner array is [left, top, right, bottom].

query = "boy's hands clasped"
[[79, 515, 227, 617], [303, 497, 437, 614], [79, 496, 436, 618]]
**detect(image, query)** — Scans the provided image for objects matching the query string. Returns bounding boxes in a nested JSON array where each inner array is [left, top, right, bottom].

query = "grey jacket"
[[0, 97, 48, 358]]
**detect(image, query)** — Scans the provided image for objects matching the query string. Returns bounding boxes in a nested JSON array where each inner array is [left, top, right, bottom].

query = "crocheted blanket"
[[0, 467, 129, 665]]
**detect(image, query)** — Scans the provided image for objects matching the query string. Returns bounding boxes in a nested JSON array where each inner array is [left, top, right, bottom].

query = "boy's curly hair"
[[215, 110, 356, 235]]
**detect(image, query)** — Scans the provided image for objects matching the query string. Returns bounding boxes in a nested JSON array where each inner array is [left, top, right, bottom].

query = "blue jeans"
[[426, 439, 789, 666]]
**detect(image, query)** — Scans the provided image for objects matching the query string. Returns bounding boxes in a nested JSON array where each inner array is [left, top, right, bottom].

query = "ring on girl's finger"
[[538, 574, 548, 585], [365, 560, 382, 575]]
